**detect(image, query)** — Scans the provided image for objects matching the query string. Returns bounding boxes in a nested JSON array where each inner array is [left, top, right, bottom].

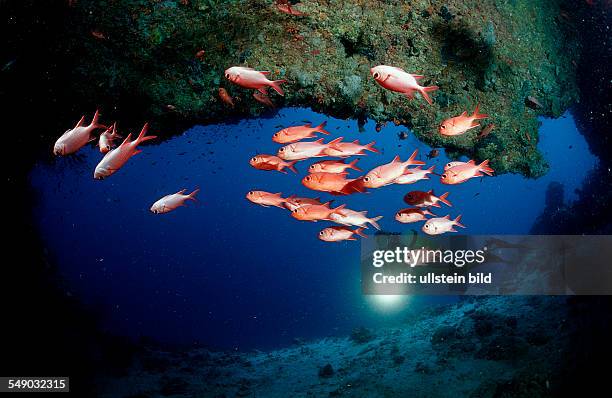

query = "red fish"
[[225, 66, 286, 96], [246, 191, 287, 208], [277, 137, 343, 160], [218, 88, 235, 107], [291, 202, 346, 222], [323, 140, 380, 157], [302, 172, 366, 195], [309, 159, 361, 173], [362, 150, 425, 188], [98, 123, 123, 154], [283, 195, 325, 211], [395, 208, 436, 223], [422, 215, 465, 235], [54, 110, 107, 156], [370, 65, 438, 105], [276, 1, 305, 16], [404, 190, 452, 208], [441, 160, 494, 184], [253, 91, 276, 108], [249, 154, 298, 173], [272, 122, 330, 143], [439, 104, 488, 136], [93, 124, 156, 179], [319, 226, 366, 242]]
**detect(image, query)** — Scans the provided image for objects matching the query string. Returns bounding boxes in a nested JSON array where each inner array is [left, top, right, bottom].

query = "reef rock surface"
[[67, 0, 580, 176]]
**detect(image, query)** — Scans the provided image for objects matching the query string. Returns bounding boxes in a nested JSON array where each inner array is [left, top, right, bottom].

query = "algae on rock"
[[70, 0, 579, 177]]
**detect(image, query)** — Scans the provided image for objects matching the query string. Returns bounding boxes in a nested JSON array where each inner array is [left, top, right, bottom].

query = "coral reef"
[[64, 0, 580, 177]]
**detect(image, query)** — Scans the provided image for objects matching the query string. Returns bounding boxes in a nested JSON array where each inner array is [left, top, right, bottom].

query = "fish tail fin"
[[369, 216, 383, 230], [188, 188, 200, 201], [472, 104, 488, 120], [354, 227, 367, 238], [454, 214, 466, 228], [348, 159, 362, 171], [269, 79, 287, 96], [406, 149, 425, 165], [315, 121, 330, 135], [478, 159, 494, 176], [438, 192, 452, 207], [287, 160, 298, 173], [365, 141, 380, 153], [90, 109, 107, 129], [135, 123, 157, 145], [419, 85, 438, 105]]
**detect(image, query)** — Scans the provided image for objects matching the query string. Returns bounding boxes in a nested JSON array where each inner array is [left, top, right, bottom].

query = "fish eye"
[[293, 209, 298, 213], [319, 231, 324, 235], [363, 177, 370, 182], [248, 191, 253, 195], [279, 147, 285, 152], [309, 165, 315, 169], [305, 176, 311, 181], [251, 157, 257, 161], [225, 73, 230, 79], [442, 174, 446, 179], [373, 72, 380, 79], [425, 224, 429, 229], [440, 125, 446, 129]]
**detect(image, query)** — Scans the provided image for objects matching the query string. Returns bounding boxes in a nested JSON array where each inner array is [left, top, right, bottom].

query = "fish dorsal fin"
[[304, 123, 312, 127], [460, 111, 468, 117], [360, 210, 368, 215], [428, 189, 433, 194], [120, 133, 132, 147], [74, 115, 86, 129], [443, 215, 450, 220], [178, 189, 187, 194], [352, 140, 359, 143], [392, 155, 401, 163], [467, 160, 476, 165]]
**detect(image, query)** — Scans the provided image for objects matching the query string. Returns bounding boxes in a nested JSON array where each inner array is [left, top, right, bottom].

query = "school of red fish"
[[53, 5, 495, 242]]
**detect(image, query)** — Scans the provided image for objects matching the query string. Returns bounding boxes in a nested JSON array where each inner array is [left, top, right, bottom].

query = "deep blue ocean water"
[[30, 108, 597, 350]]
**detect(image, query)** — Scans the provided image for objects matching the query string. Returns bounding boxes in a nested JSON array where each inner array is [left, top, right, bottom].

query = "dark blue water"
[[30, 108, 597, 350]]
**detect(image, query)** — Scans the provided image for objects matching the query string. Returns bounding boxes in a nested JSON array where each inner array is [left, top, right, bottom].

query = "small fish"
[[218, 88, 235, 107], [98, 123, 122, 154], [478, 124, 495, 139], [284, 195, 325, 211], [329, 209, 382, 230], [444, 161, 467, 171], [195, 49, 205, 60], [319, 226, 366, 242], [275, 0, 305, 16], [277, 137, 343, 160], [441, 160, 494, 185], [272, 122, 330, 143], [393, 165, 436, 185], [439, 104, 488, 136], [150, 188, 199, 214], [404, 190, 452, 208], [309, 159, 361, 173], [91, 31, 106, 40], [370, 65, 438, 105], [301, 172, 366, 195], [253, 91, 275, 108], [525, 96, 543, 109], [54, 110, 107, 156], [94, 123, 156, 180], [290, 202, 346, 222], [362, 150, 425, 188], [246, 191, 286, 208], [395, 208, 436, 224], [422, 215, 465, 235], [249, 154, 298, 173], [427, 149, 439, 159], [225, 66, 286, 96], [322, 140, 380, 157]]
